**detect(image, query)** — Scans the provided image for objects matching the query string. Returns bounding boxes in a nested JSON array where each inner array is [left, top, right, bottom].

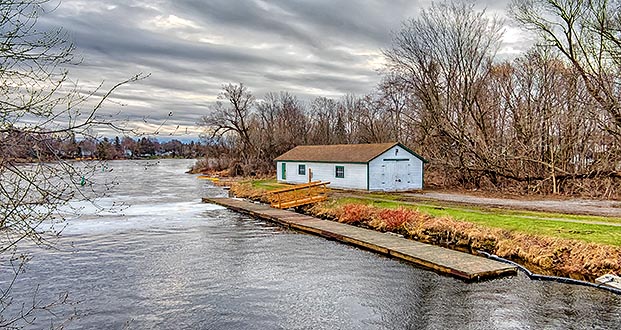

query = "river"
[[3, 159, 621, 329]]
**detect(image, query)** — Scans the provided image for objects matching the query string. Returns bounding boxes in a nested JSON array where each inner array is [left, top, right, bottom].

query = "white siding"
[[368, 146, 424, 191], [277, 161, 368, 190], [276, 161, 310, 184]]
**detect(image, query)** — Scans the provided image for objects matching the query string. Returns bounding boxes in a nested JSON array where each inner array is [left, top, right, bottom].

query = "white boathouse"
[[274, 142, 427, 191]]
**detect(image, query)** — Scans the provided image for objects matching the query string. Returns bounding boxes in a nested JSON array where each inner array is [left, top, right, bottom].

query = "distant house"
[[274, 142, 428, 191]]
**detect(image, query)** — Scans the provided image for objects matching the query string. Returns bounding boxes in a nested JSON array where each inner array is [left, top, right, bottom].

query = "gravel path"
[[402, 192, 621, 218]]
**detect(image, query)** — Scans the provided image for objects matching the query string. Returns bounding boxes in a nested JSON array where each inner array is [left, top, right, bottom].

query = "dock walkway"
[[204, 197, 517, 281]]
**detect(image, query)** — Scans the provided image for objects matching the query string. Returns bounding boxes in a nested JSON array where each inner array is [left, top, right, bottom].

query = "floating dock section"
[[204, 197, 517, 281]]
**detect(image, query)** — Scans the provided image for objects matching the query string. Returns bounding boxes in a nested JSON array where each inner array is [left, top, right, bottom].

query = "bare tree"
[[253, 91, 308, 170], [271, 92, 307, 151], [0, 1, 145, 327], [189, 1, 620, 198], [353, 93, 393, 143], [308, 96, 339, 144], [337, 93, 364, 143], [254, 92, 279, 160], [201, 83, 256, 173], [384, 0, 504, 186], [511, 0, 621, 136]]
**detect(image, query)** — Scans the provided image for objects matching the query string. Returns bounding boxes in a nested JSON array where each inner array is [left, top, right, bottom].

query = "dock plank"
[[203, 197, 516, 281]]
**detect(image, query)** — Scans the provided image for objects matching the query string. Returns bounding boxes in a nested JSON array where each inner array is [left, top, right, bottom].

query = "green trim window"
[[281, 163, 286, 180], [298, 164, 306, 175], [335, 165, 345, 178]]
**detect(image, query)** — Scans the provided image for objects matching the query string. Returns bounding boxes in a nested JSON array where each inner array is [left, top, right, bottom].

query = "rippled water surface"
[[6, 160, 621, 329]]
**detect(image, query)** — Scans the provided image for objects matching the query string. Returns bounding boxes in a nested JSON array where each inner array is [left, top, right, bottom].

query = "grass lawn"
[[250, 179, 288, 190], [243, 180, 621, 246], [333, 196, 621, 247]]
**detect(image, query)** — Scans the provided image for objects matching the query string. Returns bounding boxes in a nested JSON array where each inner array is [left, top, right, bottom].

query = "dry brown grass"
[[314, 203, 621, 279], [334, 204, 374, 225], [229, 181, 271, 203]]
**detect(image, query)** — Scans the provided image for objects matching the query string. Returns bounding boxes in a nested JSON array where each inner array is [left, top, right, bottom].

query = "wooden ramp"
[[203, 197, 517, 281], [268, 181, 329, 209]]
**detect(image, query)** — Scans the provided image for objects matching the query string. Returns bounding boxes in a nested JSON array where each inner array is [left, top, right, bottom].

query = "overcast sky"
[[39, 0, 530, 140]]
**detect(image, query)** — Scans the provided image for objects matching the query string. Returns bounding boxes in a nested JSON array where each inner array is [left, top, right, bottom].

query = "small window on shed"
[[335, 165, 345, 178], [298, 164, 306, 175]]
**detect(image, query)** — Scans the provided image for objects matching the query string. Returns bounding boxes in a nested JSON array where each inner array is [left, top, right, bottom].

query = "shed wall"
[[276, 161, 368, 190], [368, 146, 424, 191]]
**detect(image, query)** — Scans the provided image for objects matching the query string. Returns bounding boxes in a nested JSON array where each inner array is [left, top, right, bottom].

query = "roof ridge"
[[275, 142, 413, 163]]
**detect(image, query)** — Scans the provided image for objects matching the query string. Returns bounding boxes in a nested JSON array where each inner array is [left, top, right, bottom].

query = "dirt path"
[[402, 192, 621, 218]]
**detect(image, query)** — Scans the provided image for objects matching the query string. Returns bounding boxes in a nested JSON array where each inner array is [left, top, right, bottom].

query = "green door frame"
[[281, 162, 286, 180]]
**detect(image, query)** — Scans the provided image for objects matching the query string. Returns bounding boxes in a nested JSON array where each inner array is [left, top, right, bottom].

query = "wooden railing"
[[269, 181, 330, 209]]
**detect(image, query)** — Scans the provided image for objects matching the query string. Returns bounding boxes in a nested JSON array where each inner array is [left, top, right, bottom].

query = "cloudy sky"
[[39, 0, 529, 140]]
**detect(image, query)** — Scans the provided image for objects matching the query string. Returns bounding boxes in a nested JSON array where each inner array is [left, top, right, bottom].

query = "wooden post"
[[309, 168, 313, 198]]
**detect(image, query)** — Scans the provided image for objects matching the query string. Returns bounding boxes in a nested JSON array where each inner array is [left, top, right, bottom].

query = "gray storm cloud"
[[39, 0, 521, 139]]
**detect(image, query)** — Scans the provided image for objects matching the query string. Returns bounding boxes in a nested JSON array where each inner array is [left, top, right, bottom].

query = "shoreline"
[[219, 178, 621, 282], [204, 197, 517, 281]]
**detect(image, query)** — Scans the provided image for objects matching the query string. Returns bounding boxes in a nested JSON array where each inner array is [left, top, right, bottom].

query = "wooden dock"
[[204, 197, 517, 281]]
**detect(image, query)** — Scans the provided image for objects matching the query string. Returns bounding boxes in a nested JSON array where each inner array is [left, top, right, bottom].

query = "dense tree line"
[[91, 136, 205, 159], [201, 0, 621, 198], [2, 130, 205, 161]]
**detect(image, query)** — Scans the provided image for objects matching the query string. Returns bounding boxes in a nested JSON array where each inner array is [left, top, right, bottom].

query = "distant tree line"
[[2, 129, 205, 161], [200, 0, 621, 198]]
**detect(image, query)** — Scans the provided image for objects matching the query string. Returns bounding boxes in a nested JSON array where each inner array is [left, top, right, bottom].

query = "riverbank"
[[226, 179, 621, 281], [205, 197, 517, 281]]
